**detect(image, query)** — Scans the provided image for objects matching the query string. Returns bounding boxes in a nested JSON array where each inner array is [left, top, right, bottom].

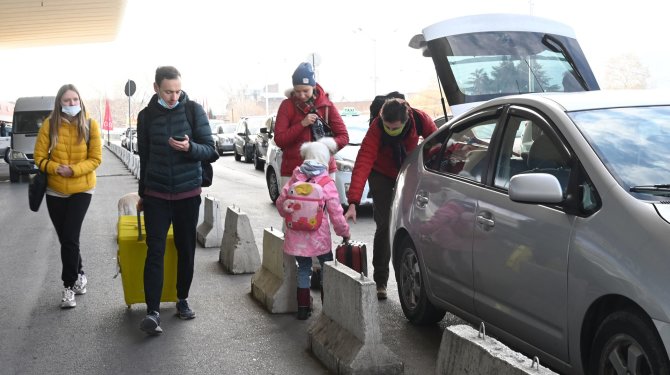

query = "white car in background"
[[264, 114, 373, 207], [333, 114, 373, 206]]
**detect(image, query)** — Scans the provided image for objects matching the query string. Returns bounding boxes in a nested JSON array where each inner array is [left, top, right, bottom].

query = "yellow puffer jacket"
[[33, 116, 102, 194]]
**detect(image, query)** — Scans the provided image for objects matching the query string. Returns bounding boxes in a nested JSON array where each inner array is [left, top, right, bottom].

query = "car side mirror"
[[509, 173, 563, 204]]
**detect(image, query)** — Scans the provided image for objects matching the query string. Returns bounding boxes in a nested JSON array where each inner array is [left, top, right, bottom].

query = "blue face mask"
[[158, 97, 179, 109], [62, 105, 81, 117]]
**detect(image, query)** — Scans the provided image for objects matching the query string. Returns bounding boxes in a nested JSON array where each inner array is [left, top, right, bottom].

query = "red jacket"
[[347, 108, 437, 205], [274, 84, 349, 176]]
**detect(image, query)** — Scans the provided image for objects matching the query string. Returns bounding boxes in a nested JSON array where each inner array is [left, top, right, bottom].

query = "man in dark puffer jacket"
[[136, 66, 217, 335]]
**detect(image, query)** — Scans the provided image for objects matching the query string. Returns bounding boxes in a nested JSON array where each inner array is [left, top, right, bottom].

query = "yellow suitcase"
[[117, 214, 178, 307]]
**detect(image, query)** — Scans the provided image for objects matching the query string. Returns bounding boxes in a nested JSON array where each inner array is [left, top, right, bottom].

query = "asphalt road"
[[0, 146, 462, 374]]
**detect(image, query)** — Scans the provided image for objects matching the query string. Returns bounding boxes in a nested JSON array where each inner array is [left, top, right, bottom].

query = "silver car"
[[264, 114, 373, 206], [390, 13, 669, 375], [390, 90, 670, 374]]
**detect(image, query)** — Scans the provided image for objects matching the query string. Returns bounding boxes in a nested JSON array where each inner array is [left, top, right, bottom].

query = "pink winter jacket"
[[276, 167, 350, 257]]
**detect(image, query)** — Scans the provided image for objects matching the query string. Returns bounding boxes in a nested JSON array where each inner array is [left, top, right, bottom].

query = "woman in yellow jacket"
[[33, 84, 102, 309]]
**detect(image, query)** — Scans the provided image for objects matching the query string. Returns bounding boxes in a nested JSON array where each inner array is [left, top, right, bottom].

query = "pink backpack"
[[284, 176, 332, 231]]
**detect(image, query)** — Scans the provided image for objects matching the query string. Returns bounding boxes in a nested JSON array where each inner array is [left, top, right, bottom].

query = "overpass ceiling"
[[0, 0, 127, 49]]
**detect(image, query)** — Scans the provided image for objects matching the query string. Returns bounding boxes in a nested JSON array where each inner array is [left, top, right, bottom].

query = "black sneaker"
[[176, 299, 196, 320], [140, 311, 163, 335]]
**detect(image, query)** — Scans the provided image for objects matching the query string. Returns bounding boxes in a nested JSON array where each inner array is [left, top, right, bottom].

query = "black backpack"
[[369, 92, 423, 136], [140, 100, 217, 187]]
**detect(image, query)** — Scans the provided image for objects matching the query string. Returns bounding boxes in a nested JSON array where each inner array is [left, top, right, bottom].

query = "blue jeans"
[[295, 252, 333, 289]]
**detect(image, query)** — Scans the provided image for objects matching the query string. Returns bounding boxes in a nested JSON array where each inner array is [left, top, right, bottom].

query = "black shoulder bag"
[[29, 154, 49, 212]]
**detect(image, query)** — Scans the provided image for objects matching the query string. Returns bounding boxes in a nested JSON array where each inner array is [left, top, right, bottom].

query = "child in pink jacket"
[[276, 137, 350, 320]]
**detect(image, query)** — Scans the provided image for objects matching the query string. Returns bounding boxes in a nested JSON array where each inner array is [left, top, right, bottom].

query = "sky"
[[1, 0, 668, 114]]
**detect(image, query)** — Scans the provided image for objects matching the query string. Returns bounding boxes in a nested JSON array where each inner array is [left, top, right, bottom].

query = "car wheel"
[[9, 166, 19, 183], [589, 309, 670, 375], [234, 148, 241, 161], [397, 238, 446, 325], [253, 151, 264, 171], [216, 143, 224, 156], [266, 168, 280, 203]]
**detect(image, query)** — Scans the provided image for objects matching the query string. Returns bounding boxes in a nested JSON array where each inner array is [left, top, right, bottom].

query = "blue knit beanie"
[[292, 62, 316, 87]]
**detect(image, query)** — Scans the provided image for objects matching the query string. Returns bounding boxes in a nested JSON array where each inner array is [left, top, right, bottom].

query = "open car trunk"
[[410, 13, 599, 117]]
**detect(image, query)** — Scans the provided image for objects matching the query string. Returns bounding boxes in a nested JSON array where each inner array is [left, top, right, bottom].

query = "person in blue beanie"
[[274, 62, 349, 190]]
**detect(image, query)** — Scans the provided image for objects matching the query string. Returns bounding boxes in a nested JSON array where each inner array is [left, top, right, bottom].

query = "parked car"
[[252, 115, 276, 171], [263, 114, 373, 206], [0, 122, 11, 159], [233, 116, 268, 163], [211, 120, 237, 155], [389, 13, 670, 375], [120, 127, 136, 152], [333, 114, 372, 206], [6, 96, 54, 182], [392, 88, 670, 375]]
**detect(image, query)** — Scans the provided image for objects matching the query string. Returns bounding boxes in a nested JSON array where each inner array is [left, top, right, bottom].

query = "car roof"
[[478, 89, 670, 113]]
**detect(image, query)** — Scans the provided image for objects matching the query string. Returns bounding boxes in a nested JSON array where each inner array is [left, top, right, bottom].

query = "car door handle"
[[476, 215, 495, 228], [415, 191, 429, 208]]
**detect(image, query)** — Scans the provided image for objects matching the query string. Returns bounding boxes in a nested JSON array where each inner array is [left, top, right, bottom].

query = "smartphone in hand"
[[172, 135, 186, 142]]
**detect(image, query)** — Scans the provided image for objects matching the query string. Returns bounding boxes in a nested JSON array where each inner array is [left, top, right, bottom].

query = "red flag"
[[103, 99, 113, 131]]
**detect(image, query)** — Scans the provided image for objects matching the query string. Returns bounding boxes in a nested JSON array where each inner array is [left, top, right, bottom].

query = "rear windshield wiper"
[[629, 184, 670, 192]]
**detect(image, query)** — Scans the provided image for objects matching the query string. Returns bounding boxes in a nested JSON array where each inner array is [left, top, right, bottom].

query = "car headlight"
[[336, 159, 354, 172], [10, 150, 28, 160]]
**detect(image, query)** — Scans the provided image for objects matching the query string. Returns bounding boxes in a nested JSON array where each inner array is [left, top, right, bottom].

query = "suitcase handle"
[[137, 212, 143, 241]]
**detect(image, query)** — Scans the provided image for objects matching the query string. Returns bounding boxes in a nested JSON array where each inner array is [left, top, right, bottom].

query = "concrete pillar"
[[219, 206, 261, 274], [250, 227, 298, 313], [436, 325, 557, 375], [196, 196, 223, 248], [309, 261, 403, 375]]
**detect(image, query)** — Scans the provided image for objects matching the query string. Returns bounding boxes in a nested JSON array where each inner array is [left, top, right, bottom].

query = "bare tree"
[[602, 53, 650, 89]]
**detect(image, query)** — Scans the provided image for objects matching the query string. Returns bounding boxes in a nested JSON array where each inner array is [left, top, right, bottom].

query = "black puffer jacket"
[[137, 92, 216, 196]]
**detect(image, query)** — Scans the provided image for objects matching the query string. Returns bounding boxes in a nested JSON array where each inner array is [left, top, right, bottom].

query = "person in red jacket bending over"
[[274, 62, 349, 189], [344, 96, 437, 300]]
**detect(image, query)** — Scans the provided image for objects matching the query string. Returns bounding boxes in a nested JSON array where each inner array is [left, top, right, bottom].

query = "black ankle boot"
[[297, 306, 311, 320], [296, 288, 311, 320]]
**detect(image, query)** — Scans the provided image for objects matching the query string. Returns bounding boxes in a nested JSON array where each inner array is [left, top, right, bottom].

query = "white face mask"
[[158, 97, 179, 109], [62, 105, 81, 117]]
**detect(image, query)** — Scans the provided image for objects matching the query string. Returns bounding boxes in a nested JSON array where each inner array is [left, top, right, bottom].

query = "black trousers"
[[142, 195, 201, 313], [46, 193, 92, 288], [368, 171, 396, 288]]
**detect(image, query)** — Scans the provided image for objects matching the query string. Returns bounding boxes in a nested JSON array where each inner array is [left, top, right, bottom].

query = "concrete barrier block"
[[309, 261, 403, 375], [250, 227, 298, 313], [196, 196, 223, 248], [219, 206, 261, 274], [436, 325, 557, 375]]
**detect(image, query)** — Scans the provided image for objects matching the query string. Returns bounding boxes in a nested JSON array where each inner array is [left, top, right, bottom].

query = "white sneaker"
[[73, 274, 87, 295], [61, 287, 76, 308]]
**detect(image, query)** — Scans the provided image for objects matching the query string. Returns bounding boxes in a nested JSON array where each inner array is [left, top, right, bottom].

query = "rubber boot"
[[297, 288, 311, 320]]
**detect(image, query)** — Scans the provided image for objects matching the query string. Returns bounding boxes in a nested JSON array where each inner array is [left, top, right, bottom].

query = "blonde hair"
[[48, 84, 89, 151]]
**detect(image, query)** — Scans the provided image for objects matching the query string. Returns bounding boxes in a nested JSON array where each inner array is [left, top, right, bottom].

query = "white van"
[[6, 96, 55, 182]]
